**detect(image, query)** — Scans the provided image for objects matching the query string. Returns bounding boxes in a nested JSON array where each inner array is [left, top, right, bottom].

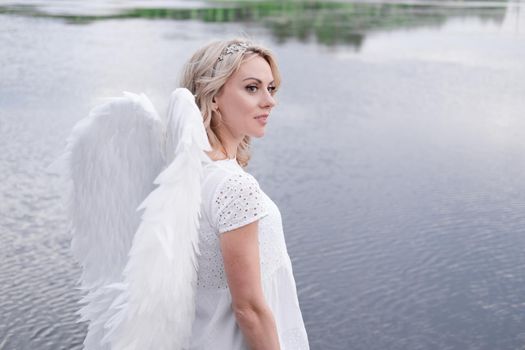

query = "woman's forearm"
[[234, 304, 281, 350]]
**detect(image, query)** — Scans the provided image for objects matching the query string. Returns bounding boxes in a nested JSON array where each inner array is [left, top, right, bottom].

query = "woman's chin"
[[250, 127, 267, 138], [251, 130, 265, 138]]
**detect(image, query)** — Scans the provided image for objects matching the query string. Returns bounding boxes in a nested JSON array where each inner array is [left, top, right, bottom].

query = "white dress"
[[186, 157, 310, 350]]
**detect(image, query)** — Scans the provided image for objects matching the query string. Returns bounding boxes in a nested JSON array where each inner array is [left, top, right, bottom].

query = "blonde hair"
[[179, 37, 281, 168]]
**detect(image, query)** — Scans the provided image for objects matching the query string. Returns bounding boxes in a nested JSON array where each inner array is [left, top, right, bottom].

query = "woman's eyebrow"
[[242, 77, 275, 85]]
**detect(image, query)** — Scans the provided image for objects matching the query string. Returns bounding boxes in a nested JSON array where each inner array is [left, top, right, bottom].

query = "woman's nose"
[[262, 89, 276, 108]]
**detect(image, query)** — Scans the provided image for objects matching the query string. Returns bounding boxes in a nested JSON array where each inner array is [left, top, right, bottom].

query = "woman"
[[181, 39, 310, 349]]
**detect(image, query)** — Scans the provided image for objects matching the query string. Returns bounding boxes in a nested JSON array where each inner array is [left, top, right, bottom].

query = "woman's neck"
[[208, 127, 242, 161]]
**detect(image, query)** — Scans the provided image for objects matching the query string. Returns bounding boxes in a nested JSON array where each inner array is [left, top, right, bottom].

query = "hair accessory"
[[217, 42, 250, 61]]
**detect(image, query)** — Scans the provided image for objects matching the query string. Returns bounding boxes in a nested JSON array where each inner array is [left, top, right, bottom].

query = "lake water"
[[1, 1, 524, 349]]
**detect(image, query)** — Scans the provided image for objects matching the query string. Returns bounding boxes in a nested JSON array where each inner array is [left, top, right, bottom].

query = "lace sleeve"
[[212, 172, 268, 234]]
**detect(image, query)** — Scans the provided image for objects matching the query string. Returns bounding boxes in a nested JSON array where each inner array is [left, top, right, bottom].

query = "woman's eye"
[[246, 85, 277, 94]]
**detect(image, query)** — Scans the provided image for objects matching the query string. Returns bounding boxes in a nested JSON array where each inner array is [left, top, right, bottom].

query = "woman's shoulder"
[[206, 168, 267, 234], [202, 161, 259, 193], [200, 161, 266, 231]]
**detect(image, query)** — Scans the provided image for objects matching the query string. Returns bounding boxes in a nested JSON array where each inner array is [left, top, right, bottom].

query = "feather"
[[101, 88, 212, 350], [57, 92, 165, 349], [67, 92, 165, 288], [53, 87, 210, 349]]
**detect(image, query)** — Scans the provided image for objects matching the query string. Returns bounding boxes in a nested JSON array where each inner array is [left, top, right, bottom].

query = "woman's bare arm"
[[220, 220, 281, 350]]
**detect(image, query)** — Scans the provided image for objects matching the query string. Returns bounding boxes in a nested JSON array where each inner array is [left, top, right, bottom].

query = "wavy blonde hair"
[[179, 37, 281, 168]]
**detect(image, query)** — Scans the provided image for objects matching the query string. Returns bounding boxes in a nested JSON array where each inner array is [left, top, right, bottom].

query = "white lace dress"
[[186, 157, 310, 350]]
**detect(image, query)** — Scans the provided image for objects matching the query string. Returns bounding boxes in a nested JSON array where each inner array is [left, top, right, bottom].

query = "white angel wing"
[[58, 92, 165, 349], [102, 88, 212, 350], [69, 92, 165, 287]]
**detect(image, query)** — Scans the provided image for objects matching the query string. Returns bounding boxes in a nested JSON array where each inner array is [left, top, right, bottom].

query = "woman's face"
[[213, 54, 277, 139]]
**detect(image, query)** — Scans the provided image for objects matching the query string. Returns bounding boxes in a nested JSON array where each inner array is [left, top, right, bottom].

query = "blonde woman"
[[57, 38, 309, 350], [181, 39, 310, 349]]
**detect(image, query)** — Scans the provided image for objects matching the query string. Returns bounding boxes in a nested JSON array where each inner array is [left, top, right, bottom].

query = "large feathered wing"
[[102, 88, 212, 350], [53, 92, 165, 349]]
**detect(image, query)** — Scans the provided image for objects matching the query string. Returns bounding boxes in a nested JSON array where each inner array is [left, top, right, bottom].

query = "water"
[[1, 1, 524, 349]]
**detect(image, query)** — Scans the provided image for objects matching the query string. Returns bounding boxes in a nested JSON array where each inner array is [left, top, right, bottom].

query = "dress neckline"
[[205, 152, 237, 163], [214, 157, 236, 162], [204, 152, 237, 163], [205, 154, 240, 170]]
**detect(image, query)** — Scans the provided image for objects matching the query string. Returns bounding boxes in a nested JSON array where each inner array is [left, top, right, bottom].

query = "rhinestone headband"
[[217, 42, 250, 61]]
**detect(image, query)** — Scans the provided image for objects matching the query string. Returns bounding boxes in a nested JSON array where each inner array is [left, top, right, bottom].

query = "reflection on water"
[[1, 1, 525, 349], [0, 0, 512, 47]]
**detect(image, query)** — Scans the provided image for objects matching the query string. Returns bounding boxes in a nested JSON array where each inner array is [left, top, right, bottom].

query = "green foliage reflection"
[[0, 1, 507, 48]]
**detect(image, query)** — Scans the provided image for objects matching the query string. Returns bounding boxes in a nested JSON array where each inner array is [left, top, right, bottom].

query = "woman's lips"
[[255, 115, 268, 125]]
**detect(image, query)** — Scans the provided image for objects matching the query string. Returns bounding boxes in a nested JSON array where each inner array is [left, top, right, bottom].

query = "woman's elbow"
[[233, 301, 271, 327]]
